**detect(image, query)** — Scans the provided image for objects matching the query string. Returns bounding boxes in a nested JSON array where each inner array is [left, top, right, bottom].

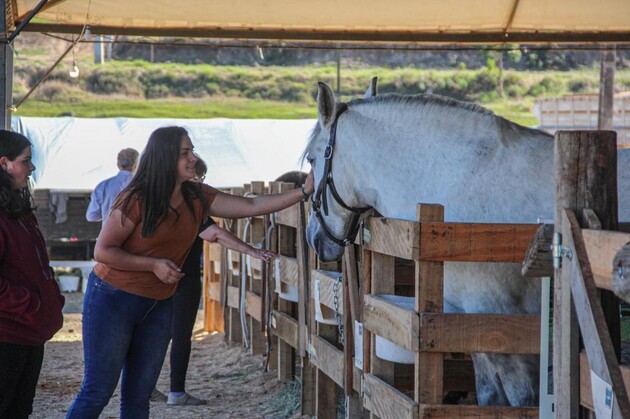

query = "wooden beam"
[[207, 281, 221, 302], [226, 285, 239, 309], [363, 373, 418, 419], [598, 47, 616, 130], [245, 291, 262, 322], [562, 210, 630, 418], [308, 334, 344, 388], [419, 313, 540, 354], [275, 205, 298, 228], [554, 130, 618, 418], [361, 217, 419, 260], [415, 203, 444, 404], [312, 269, 344, 315], [278, 255, 299, 288], [271, 310, 299, 350], [363, 294, 419, 352], [521, 223, 554, 277], [419, 222, 538, 263], [418, 404, 538, 418], [22, 23, 630, 44]]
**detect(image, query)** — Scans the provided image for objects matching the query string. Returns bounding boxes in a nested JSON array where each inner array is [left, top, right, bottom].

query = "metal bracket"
[[552, 232, 573, 269]]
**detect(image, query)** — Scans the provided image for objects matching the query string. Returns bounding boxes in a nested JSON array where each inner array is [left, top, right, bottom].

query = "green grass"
[[485, 98, 539, 127], [15, 95, 540, 125], [15, 97, 317, 119]]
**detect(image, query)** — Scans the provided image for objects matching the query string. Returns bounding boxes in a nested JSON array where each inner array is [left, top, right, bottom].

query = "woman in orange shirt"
[[66, 126, 312, 419]]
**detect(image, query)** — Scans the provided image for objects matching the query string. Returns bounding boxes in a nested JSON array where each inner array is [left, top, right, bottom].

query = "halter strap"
[[311, 103, 372, 247]]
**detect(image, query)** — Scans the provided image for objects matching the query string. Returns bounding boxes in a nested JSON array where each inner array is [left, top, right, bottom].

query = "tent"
[[11, 0, 630, 43], [12, 116, 315, 191]]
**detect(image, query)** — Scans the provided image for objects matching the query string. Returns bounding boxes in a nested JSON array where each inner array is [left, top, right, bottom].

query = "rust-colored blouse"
[[94, 185, 218, 300]]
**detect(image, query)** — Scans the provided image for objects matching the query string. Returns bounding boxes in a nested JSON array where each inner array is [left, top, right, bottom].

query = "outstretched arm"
[[207, 171, 313, 219], [199, 224, 276, 262]]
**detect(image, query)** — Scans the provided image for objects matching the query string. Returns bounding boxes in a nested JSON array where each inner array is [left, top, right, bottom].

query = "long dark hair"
[[0, 130, 35, 218], [116, 126, 207, 237]]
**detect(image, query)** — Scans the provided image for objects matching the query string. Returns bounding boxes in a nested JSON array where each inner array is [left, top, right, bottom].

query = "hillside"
[[10, 33, 630, 125]]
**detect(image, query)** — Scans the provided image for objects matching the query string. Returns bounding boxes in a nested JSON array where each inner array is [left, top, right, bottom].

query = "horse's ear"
[[363, 77, 378, 98], [317, 82, 337, 129]]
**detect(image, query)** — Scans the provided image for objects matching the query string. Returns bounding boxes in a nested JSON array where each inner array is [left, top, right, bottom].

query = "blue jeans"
[[66, 272, 173, 419]]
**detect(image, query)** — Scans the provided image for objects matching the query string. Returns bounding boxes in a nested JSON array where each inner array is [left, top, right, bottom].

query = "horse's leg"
[[471, 353, 510, 406], [493, 353, 540, 406]]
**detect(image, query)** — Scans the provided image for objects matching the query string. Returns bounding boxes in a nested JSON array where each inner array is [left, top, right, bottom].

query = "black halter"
[[311, 103, 372, 247]]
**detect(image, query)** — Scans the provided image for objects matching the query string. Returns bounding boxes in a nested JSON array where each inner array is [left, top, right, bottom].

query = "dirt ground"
[[31, 293, 300, 419]]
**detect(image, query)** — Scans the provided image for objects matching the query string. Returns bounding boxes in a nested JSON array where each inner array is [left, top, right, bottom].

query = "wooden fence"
[[201, 130, 630, 418]]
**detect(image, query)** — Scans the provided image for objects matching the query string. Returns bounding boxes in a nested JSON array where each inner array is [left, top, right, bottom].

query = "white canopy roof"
[[12, 116, 314, 191], [12, 0, 630, 43]]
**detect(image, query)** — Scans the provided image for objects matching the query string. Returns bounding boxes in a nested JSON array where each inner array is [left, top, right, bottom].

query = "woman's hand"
[[247, 247, 278, 262], [152, 259, 185, 284]]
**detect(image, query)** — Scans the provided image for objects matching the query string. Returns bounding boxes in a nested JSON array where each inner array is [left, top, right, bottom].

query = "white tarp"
[[11, 116, 316, 191]]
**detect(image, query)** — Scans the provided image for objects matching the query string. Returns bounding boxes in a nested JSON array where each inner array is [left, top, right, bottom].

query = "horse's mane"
[[304, 93, 550, 157], [347, 93, 495, 118]]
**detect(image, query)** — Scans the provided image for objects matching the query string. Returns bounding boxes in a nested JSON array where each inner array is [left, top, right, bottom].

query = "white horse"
[[304, 80, 630, 406]]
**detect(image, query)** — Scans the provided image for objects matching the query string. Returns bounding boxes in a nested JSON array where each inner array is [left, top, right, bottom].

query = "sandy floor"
[[31, 293, 299, 419]]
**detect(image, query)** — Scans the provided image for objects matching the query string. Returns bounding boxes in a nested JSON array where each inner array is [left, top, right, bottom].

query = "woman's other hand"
[[248, 248, 277, 262], [153, 259, 185, 284]]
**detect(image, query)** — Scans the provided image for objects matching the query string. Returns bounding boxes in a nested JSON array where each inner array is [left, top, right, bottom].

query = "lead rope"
[[240, 216, 253, 348], [263, 212, 277, 371]]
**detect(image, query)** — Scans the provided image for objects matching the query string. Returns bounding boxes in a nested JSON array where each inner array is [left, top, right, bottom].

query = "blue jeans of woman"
[[66, 272, 173, 419]]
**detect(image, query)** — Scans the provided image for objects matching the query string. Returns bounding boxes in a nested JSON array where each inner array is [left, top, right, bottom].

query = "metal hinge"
[[552, 232, 573, 269]]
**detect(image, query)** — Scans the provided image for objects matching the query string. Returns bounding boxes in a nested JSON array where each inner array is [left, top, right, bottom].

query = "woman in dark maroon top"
[[0, 130, 65, 419]]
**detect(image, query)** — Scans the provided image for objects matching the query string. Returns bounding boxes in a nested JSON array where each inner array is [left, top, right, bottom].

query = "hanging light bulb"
[[69, 58, 80, 78]]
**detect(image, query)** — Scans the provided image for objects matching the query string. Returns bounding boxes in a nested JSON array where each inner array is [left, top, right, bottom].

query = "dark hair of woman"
[[0, 130, 35, 218], [116, 126, 207, 237]]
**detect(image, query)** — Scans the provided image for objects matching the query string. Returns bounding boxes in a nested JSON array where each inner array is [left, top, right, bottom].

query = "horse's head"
[[304, 80, 377, 261]]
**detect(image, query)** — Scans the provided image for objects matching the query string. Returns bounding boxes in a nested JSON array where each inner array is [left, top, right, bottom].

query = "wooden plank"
[[245, 291, 262, 322], [208, 281, 221, 301], [312, 269, 344, 314], [419, 313, 540, 354], [363, 294, 419, 352], [227, 285, 239, 309], [418, 404, 538, 418], [553, 131, 618, 418], [363, 373, 418, 419], [278, 255, 299, 288], [521, 223, 554, 277], [415, 204, 444, 404], [562, 210, 630, 418], [580, 351, 630, 411], [419, 222, 538, 263], [308, 334, 344, 387], [271, 310, 299, 350], [583, 229, 630, 291], [207, 242, 222, 261], [370, 252, 396, 386], [275, 205, 298, 228], [361, 217, 419, 260]]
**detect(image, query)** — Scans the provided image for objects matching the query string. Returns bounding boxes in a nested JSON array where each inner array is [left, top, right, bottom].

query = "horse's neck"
[[345, 102, 554, 223]]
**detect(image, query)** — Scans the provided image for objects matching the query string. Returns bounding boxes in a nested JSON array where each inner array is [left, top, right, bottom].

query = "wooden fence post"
[[554, 130, 618, 418]]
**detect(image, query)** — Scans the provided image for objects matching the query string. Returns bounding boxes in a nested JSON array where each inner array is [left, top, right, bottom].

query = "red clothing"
[[0, 212, 64, 345], [94, 185, 218, 300]]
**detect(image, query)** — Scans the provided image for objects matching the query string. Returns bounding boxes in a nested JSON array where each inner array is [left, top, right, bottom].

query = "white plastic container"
[[59, 275, 80, 293], [374, 294, 416, 364]]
